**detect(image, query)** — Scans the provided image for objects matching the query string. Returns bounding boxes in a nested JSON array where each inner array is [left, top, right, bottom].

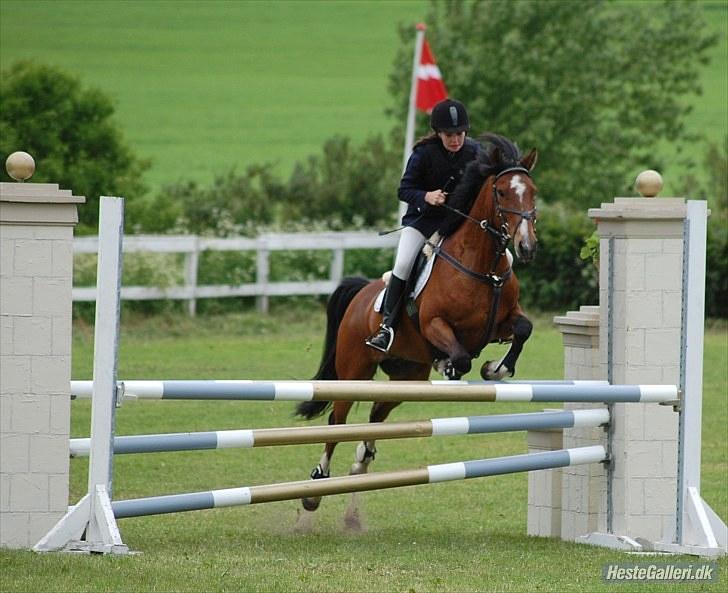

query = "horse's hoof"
[[343, 494, 366, 532], [480, 360, 513, 381], [293, 508, 315, 533], [343, 507, 365, 532], [301, 496, 322, 512]]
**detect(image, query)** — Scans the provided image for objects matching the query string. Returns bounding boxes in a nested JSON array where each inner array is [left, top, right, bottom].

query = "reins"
[[427, 166, 535, 355]]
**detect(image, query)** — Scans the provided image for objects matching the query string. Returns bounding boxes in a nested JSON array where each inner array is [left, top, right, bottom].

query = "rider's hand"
[[424, 190, 447, 206]]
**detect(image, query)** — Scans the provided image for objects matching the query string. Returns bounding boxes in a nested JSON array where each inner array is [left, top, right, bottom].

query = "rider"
[[366, 99, 480, 353]]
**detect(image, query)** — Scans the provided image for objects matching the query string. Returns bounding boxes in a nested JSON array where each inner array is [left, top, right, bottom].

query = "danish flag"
[[415, 38, 448, 113]]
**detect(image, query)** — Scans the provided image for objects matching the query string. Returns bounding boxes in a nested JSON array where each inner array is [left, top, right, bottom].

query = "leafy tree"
[[0, 61, 149, 232], [279, 135, 401, 229], [138, 163, 282, 236], [387, 0, 717, 209], [676, 137, 728, 317]]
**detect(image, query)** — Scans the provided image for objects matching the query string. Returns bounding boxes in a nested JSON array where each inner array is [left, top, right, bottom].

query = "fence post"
[[330, 246, 344, 286], [256, 237, 269, 314], [184, 237, 199, 317]]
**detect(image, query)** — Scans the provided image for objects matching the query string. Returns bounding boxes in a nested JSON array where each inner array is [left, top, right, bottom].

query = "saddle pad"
[[373, 243, 440, 313]]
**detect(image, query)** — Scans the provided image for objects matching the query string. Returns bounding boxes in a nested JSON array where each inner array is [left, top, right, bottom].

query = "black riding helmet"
[[430, 99, 469, 133]]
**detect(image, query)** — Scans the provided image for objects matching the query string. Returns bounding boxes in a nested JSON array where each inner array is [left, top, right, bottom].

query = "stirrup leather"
[[365, 324, 395, 353]]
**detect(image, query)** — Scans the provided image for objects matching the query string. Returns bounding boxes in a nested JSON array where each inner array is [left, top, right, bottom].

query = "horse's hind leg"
[[350, 360, 430, 477], [481, 312, 533, 380], [344, 360, 430, 531], [349, 401, 400, 476], [301, 401, 354, 512]]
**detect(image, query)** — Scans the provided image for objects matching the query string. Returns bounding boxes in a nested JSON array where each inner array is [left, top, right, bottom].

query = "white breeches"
[[393, 226, 426, 280]]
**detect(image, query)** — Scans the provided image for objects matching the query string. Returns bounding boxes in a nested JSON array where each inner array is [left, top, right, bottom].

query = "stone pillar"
[[0, 178, 84, 549], [526, 425, 563, 537], [589, 197, 684, 545], [554, 306, 601, 381], [552, 306, 609, 541]]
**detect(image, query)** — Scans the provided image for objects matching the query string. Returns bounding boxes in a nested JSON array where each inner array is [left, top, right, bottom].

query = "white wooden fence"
[[72, 232, 398, 314]]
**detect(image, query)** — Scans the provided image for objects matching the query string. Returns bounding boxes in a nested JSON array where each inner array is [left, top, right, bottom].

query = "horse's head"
[[491, 148, 538, 262]]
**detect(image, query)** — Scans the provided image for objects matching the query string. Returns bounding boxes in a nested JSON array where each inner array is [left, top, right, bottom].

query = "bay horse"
[[295, 134, 538, 519]]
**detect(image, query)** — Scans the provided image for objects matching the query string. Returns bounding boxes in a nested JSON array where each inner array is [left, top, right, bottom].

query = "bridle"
[[435, 165, 537, 281], [427, 165, 537, 356], [492, 166, 538, 234]]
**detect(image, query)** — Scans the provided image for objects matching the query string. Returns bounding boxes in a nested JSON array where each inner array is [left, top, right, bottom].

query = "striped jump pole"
[[69, 380, 678, 404], [112, 445, 607, 519], [69, 408, 610, 456]]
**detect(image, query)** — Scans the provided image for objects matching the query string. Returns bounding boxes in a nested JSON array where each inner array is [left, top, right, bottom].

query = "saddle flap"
[[373, 238, 441, 314]]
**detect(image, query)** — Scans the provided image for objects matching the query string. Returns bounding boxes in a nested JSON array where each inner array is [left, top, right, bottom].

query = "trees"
[[387, 0, 717, 209], [0, 61, 149, 232]]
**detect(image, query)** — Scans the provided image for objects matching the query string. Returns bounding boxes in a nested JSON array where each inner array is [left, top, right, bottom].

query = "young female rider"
[[366, 99, 480, 352]]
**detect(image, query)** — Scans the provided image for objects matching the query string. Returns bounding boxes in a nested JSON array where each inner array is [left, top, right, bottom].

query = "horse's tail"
[[295, 276, 370, 420]]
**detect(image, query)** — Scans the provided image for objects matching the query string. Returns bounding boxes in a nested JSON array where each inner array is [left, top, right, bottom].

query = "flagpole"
[[399, 23, 427, 220]]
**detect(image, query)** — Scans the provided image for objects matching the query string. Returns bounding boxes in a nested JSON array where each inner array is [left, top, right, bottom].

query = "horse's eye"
[[497, 189, 505, 198]]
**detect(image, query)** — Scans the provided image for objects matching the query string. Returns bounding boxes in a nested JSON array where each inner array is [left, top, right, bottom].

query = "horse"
[[294, 133, 538, 522]]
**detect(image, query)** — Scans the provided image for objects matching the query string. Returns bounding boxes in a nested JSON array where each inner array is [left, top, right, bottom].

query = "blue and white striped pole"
[[70, 379, 678, 404], [70, 408, 610, 456], [112, 445, 607, 519]]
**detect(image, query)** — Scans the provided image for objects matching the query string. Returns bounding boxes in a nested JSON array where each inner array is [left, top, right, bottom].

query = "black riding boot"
[[365, 274, 407, 353]]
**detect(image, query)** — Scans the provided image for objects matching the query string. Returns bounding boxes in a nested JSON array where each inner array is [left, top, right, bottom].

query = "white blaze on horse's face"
[[499, 171, 538, 262], [510, 175, 527, 203]]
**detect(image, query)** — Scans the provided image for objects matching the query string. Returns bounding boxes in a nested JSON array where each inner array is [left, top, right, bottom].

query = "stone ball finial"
[[635, 169, 663, 197], [5, 151, 36, 181]]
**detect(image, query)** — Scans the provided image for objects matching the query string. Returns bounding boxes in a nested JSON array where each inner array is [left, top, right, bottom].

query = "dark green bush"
[[513, 204, 598, 312], [706, 220, 727, 318], [0, 61, 149, 233]]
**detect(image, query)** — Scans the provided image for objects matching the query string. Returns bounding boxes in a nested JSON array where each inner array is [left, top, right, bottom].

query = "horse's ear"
[[521, 149, 538, 171]]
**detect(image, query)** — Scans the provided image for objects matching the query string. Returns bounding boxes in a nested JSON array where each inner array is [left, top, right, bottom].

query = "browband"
[[494, 166, 530, 180]]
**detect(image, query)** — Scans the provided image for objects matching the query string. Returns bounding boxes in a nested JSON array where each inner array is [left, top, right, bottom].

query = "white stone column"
[[526, 427, 563, 537], [0, 180, 84, 549], [527, 306, 602, 539], [553, 306, 609, 541], [589, 197, 684, 546]]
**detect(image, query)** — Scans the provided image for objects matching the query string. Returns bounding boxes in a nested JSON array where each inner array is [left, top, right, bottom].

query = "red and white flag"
[[415, 38, 448, 113], [400, 25, 449, 216]]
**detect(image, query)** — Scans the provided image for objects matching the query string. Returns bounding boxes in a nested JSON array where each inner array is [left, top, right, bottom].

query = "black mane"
[[439, 133, 524, 237]]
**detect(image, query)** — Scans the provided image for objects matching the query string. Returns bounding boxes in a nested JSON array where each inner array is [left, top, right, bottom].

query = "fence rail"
[[73, 232, 398, 314]]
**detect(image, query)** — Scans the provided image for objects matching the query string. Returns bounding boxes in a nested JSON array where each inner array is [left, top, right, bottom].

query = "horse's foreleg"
[[301, 401, 353, 512], [481, 313, 532, 380], [423, 317, 472, 379]]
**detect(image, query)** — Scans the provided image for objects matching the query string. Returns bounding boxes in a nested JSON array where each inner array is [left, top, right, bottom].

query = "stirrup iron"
[[365, 324, 395, 353]]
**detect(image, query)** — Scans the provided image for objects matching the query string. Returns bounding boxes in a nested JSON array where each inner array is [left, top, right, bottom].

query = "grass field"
[[1, 308, 726, 592], [0, 0, 725, 196], [0, 0, 425, 190]]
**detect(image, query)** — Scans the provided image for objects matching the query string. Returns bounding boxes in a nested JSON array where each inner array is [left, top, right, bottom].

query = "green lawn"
[[0, 0, 425, 190], [1, 308, 725, 592], [1, 0, 725, 197]]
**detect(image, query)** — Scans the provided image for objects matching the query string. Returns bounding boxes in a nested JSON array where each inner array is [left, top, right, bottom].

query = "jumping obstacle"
[[69, 379, 677, 404], [69, 409, 611, 456], [30, 195, 727, 558], [111, 446, 607, 518]]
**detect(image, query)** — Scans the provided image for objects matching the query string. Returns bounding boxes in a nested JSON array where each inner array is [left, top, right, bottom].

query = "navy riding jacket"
[[399, 136, 480, 237]]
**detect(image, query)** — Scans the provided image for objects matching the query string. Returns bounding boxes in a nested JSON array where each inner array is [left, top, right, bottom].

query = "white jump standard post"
[[654, 200, 727, 556], [34, 197, 128, 554]]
